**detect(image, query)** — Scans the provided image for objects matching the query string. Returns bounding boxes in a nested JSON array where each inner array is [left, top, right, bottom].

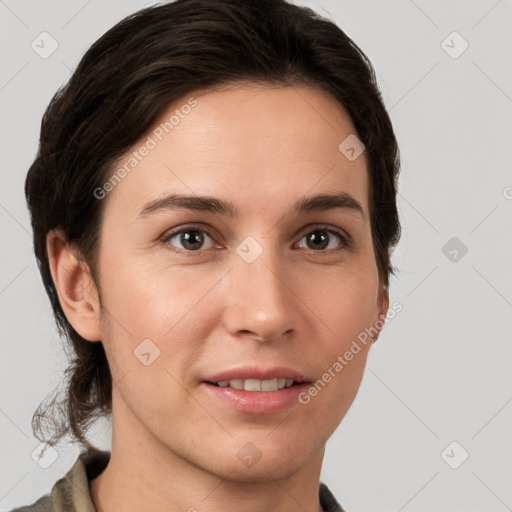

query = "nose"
[[221, 244, 296, 343]]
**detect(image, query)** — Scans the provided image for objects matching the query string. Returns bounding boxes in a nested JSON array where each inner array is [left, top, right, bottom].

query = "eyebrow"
[[138, 191, 366, 221]]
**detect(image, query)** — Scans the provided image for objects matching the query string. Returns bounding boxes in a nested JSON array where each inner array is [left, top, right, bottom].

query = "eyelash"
[[161, 223, 350, 254]]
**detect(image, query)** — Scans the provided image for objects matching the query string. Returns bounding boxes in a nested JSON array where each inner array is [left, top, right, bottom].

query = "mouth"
[[208, 378, 301, 391], [201, 367, 311, 414]]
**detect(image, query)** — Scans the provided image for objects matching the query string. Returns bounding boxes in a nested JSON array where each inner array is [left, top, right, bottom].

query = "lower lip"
[[201, 382, 310, 414]]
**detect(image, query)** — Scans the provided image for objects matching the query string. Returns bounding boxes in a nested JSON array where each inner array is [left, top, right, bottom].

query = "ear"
[[373, 284, 389, 339], [378, 285, 389, 319], [46, 229, 102, 342]]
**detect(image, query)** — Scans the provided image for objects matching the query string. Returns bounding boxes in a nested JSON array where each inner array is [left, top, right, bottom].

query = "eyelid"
[[297, 223, 349, 239]]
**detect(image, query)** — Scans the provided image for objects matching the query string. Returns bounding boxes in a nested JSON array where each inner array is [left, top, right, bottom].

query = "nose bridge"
[[224, 236, 295, 341]]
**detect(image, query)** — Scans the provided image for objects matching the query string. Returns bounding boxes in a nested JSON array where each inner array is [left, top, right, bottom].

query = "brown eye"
[[164, 228, 215, 252], [296, 226, 348, 251]]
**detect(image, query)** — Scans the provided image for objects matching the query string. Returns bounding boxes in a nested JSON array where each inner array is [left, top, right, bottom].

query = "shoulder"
[[8, 447, 110, 512], [8, 494, 52, 512]]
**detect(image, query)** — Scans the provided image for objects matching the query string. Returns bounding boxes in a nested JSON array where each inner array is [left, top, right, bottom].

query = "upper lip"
[[203, 366, 310, 383]]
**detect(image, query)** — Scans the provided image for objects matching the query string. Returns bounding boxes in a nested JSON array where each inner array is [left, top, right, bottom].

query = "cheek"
[[98, 259, 222, 377], [96, 263, 210, 418], [296, 273, 374, 419], [294, 265, 377, 402], [304, 263, 379, 340], [101, 257, 214, 332]]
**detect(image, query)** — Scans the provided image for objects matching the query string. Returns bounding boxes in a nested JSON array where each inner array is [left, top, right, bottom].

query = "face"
[[89, 83, 388, 480]]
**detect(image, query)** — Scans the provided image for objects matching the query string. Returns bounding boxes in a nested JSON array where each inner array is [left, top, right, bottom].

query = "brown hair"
[[26, 0, 401, 449]]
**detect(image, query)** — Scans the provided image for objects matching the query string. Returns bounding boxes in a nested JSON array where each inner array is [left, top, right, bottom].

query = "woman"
[[13, 0, 401, 510]]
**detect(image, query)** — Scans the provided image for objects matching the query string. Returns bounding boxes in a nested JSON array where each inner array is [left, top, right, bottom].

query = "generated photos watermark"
[[93, 97, 198, 200], [298, 300, 403, 405]]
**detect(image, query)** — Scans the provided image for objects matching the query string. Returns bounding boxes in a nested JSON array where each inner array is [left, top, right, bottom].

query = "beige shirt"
[[10, 447, 345, 512]]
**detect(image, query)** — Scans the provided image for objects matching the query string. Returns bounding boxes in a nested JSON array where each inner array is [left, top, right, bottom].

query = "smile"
[[212, 378, 296, 391], [201, 367, 311, 414]]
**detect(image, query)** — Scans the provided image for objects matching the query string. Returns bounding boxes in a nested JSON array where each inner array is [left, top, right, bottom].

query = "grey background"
[[1, 1, 511, 511]]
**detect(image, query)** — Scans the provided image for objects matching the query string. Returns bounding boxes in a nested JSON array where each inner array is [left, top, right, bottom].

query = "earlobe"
[[46, 229, 102, 342], [372, 285, 389, 342], [378, 286, 389, 320]]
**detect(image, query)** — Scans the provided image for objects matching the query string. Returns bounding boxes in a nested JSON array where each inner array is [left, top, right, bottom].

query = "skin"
[[47, 83, 389, 512]]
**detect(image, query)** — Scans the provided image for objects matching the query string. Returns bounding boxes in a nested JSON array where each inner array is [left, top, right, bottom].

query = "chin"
[[204, 435, 323, 483], [212, 453, 313, 483]]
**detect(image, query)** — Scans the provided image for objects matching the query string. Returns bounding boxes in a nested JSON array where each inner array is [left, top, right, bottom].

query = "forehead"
[[103, 83, 369, 219]]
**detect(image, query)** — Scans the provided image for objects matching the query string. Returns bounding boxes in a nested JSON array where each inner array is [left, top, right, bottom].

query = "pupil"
[[308, 230, 328, 250], [182, 230, 203, 250]]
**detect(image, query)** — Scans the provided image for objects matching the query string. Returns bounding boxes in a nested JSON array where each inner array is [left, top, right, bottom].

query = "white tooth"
[[285, 379, 294, 388], [229, 379, 244, 390], [261, 378, 278, 391], [217, 381, 229, 387], [278, 378, 286, 389], [244, 379, 262, 391]]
